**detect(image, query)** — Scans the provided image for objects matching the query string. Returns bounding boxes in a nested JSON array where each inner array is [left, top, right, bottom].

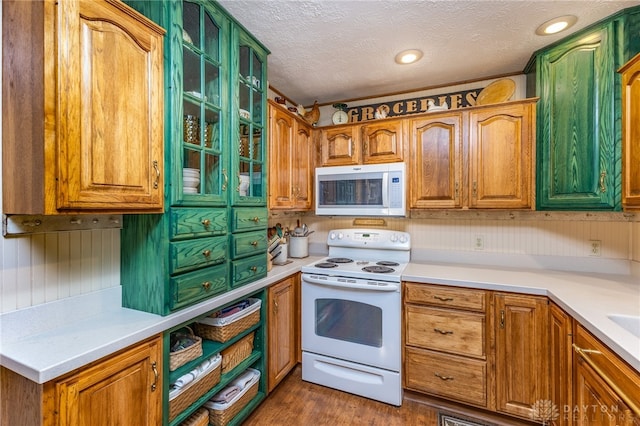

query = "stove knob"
[[399, 235, 408, 244], [329, 232, 336, 240], [337, 232, 344, 240], [390, 234, 398, 242]]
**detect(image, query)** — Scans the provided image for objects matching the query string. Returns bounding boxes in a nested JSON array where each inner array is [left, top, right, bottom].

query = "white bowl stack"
[[183, 168, 200, 194]]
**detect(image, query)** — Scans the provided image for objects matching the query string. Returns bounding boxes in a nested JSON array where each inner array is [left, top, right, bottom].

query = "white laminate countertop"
[[1, 257, 638, 384], [0, 257, 321, 383]]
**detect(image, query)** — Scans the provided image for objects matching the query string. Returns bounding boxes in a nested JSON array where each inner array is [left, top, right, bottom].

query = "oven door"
[[301, 273, 401, 371]]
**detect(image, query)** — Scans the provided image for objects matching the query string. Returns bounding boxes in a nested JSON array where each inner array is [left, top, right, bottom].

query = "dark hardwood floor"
[[243, 365, 537, 426], [243, 365, 440, 425]]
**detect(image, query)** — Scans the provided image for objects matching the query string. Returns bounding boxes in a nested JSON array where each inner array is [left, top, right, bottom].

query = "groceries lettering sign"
[[345, 88, 482, 123]]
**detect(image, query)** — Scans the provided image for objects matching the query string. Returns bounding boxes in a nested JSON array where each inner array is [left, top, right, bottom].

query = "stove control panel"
[[327, 228, 410, 250]]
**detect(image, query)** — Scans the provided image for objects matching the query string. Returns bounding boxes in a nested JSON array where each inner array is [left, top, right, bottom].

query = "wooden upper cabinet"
[[318, 125, 361, 166], [2, 0, 165, 215], [468, 101, 534, 209], [360, 119, 405, 164], [268, 102, 314, 210], [409, 112, 463, 209], [408, 99, 536, 210], [620, 52, 640, 211]]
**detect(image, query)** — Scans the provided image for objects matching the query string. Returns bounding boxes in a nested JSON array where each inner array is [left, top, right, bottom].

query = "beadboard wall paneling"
[[0, 229, 120, 314]]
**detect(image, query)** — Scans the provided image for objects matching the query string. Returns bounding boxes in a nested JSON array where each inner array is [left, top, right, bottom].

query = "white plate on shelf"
[[183, 168, 200, 178]]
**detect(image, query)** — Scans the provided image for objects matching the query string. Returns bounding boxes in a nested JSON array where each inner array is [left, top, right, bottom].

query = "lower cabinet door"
[[46, 336, 162, 426], [267, 275, 298, 392]]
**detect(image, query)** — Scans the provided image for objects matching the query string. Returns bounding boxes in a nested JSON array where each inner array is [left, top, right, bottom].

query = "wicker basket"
[[205, 370, 260, 426], [179, 407, 209, 426], [221, 332, 254, 374], [195, 298, 261, 343], [169, 354, 222, 421], [169, 327, 203, 371]]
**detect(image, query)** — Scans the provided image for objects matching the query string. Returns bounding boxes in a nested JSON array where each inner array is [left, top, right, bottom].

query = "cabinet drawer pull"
[[201, 219, 211, 227], [599, 170, 607, 193], [573, 344, 640, 417], [152, 160, 160, 189], [434, 373, 454, 381], [250, 266, 258, 272], [202, 281, 211, 290], [250, 241, 259, 247], [222, 169, 228, 191], [433, 295, 454, 302], [151, 361, 158, 391], [433, 328, 454, 335], [202, 249, 211, 258]]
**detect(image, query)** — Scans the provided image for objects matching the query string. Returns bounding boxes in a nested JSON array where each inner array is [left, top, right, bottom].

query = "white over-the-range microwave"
[[315, 162, 406, 216]]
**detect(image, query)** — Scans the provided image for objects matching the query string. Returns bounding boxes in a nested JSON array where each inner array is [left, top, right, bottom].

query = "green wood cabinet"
[[121, 2, 269, 423], [528, 6, 640, 210], [164, 291, 267, 426], [121, 0, 269, 316]]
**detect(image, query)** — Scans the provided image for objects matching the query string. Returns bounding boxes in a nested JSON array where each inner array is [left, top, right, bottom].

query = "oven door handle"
[[302, 275, 398, 292]]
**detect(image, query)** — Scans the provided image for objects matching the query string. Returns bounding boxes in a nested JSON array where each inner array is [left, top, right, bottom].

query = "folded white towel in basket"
[[169, 353, 222, 399]]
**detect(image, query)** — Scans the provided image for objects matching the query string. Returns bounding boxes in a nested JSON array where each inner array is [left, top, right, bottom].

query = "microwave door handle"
[[382, 173, 389, 207]]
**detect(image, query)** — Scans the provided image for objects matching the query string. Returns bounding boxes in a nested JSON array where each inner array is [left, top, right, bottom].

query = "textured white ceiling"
[[217, 0, 639, 106]]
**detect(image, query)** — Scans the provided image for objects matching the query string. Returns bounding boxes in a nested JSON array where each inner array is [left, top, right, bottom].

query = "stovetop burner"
[[362, 265, 395, 274], [325, 257, 354, 264], [314, 262, 339, 268], [377, 261, 399, 267]]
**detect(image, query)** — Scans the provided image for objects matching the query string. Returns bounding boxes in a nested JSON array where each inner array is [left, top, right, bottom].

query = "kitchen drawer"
[[231, 207, 268, 232], [405, 305, 485, 358], [170, 208, 228, 240], [230, 230, 268, 259], [169, 263, 229, 311], [231, 254, 267, 287], [405, 346, 487, 407], [405, 282, 486, 312], [169, 236, 228, 274]]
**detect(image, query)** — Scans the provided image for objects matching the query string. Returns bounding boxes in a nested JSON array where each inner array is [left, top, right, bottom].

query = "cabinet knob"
[[252, 217, 260, 223], [202, 219, 211, 227], [202, 281, 212, 290], [250, 241, 259, 247], [202, 249, 211, 258], [250, 266, 258, 272]]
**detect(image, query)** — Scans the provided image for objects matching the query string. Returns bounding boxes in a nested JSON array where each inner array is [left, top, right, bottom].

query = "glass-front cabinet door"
[[231, 29, 268, 206], [178, 1, 229, 205]]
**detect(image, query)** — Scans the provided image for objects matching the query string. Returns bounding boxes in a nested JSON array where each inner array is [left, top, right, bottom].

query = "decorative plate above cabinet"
[[2, 0, 165, 215]]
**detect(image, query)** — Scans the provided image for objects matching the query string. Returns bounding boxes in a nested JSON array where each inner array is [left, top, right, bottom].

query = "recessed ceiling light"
[[395, 49, 423, 65], [536, 15, 577, 35]]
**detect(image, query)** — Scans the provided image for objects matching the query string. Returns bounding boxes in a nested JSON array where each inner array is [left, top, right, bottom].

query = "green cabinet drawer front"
[[170, 236, 228, 274], [231, 230, 267, 259], [231, 254, 267, 287], [170, 208, 228, 240], [536, 24, 619, 210], [231, 208, 268, 232], [170, 263, 229, 311]]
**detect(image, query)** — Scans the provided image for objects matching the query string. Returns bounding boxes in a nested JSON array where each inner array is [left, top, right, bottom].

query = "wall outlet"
[[474, 235, 484, 250], [589, 240, 601, 257]]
